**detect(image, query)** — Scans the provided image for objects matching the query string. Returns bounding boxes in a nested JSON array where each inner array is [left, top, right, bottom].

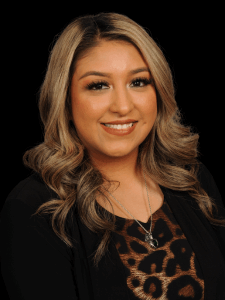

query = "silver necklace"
[[103, 170, 158, 249]]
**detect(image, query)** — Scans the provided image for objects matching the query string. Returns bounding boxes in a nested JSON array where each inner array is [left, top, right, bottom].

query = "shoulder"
[[197, 160, 220, 199], [197, 160, 225, 217], [1, 173, 73, 270], [197, 160, 217, 189], [5, 172, 59, 211], [1, 172, 60, 231]]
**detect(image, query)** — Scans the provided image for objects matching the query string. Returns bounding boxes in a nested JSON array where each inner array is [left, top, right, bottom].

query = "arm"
[[0, 198, 78, 300]]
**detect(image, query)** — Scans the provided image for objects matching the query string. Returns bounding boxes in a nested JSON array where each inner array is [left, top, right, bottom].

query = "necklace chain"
[[102, 170, 153, 236]]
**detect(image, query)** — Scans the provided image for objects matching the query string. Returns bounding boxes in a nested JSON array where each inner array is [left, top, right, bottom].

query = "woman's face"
[[70, 40, 157, 161]]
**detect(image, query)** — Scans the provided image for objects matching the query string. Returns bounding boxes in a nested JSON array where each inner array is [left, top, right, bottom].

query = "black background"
[[2, 4, 224, 204]]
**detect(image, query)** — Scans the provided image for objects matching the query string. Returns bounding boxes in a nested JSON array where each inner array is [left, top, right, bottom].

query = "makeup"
[[100, 122, 138, 136]]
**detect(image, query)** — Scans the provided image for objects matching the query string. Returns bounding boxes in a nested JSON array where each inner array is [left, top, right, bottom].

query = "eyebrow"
[[78, 67, 150, 80]]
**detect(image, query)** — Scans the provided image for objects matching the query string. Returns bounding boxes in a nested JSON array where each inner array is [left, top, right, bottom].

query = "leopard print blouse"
[[104, 198, 205, 299]]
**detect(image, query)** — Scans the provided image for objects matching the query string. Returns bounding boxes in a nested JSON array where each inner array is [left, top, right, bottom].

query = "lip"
[[101, 119, 137, 125], [100, 122, 138, 136]]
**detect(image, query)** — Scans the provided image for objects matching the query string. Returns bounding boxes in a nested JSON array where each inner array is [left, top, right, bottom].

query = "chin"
[[103, 147, 138, 158]]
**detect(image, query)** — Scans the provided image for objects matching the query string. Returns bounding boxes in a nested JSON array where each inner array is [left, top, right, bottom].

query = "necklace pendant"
[[145, 233, 158, 249]]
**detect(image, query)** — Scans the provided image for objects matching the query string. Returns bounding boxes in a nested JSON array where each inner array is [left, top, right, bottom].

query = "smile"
[[103, 123, 134, 129], [100, 122, 138, 136]]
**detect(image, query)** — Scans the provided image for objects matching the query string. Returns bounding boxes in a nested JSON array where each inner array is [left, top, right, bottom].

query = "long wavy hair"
[[23, 12, 225, 268]]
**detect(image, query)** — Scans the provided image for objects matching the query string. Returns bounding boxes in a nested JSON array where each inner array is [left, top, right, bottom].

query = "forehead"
[[75, 40, 147, 73]]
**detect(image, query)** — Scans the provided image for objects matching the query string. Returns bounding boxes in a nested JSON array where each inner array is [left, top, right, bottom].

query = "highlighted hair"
[[23, 12, 225, 268]]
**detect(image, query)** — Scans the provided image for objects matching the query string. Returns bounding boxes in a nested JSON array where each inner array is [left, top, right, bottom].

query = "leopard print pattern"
[[111, 199, 204, 299]]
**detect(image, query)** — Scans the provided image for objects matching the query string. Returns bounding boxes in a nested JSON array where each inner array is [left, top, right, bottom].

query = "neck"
[[89, 148, 143, 190]]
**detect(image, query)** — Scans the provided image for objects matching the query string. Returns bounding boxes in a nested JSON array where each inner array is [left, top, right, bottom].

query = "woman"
[[1, 12, 225, 300]]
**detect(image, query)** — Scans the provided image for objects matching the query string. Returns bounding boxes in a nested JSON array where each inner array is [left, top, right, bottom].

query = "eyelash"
[[86, 77, 153, 91]]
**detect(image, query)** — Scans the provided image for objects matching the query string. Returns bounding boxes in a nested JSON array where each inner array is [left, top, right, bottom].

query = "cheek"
[[71, 95, 107, 126], [139, 92, 157, 120]]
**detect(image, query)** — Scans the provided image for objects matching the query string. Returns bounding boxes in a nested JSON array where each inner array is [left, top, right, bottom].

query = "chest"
[[96, 183, 164, 223]]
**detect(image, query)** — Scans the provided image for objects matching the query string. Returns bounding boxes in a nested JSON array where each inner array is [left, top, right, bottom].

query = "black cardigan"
[[1, 161, 225, 300]]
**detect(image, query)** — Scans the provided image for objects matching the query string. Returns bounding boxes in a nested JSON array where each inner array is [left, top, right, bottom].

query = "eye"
[[131, 77, 153, 87], [85, 77, 153, 91], [86, 80, 109, 91]]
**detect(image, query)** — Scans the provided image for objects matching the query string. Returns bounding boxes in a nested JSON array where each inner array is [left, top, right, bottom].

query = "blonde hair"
[[23, 12, 225, 268]]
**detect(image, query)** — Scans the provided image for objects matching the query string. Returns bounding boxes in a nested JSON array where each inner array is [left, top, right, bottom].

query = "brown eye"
[[86, 80, 109, 90], [131, 77, 152, 87]]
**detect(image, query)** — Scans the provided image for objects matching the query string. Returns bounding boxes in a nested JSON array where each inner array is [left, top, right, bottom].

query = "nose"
[[109, 85, 134, 115]]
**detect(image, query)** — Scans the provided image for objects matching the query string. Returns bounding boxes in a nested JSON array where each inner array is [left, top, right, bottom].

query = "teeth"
[[104, 123, 133, 129]]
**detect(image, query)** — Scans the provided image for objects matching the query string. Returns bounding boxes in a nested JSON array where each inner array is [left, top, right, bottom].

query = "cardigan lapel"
[[75, 210, 130, 300], [161, 186, 225, 300], [70, 209, 95, 300]]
